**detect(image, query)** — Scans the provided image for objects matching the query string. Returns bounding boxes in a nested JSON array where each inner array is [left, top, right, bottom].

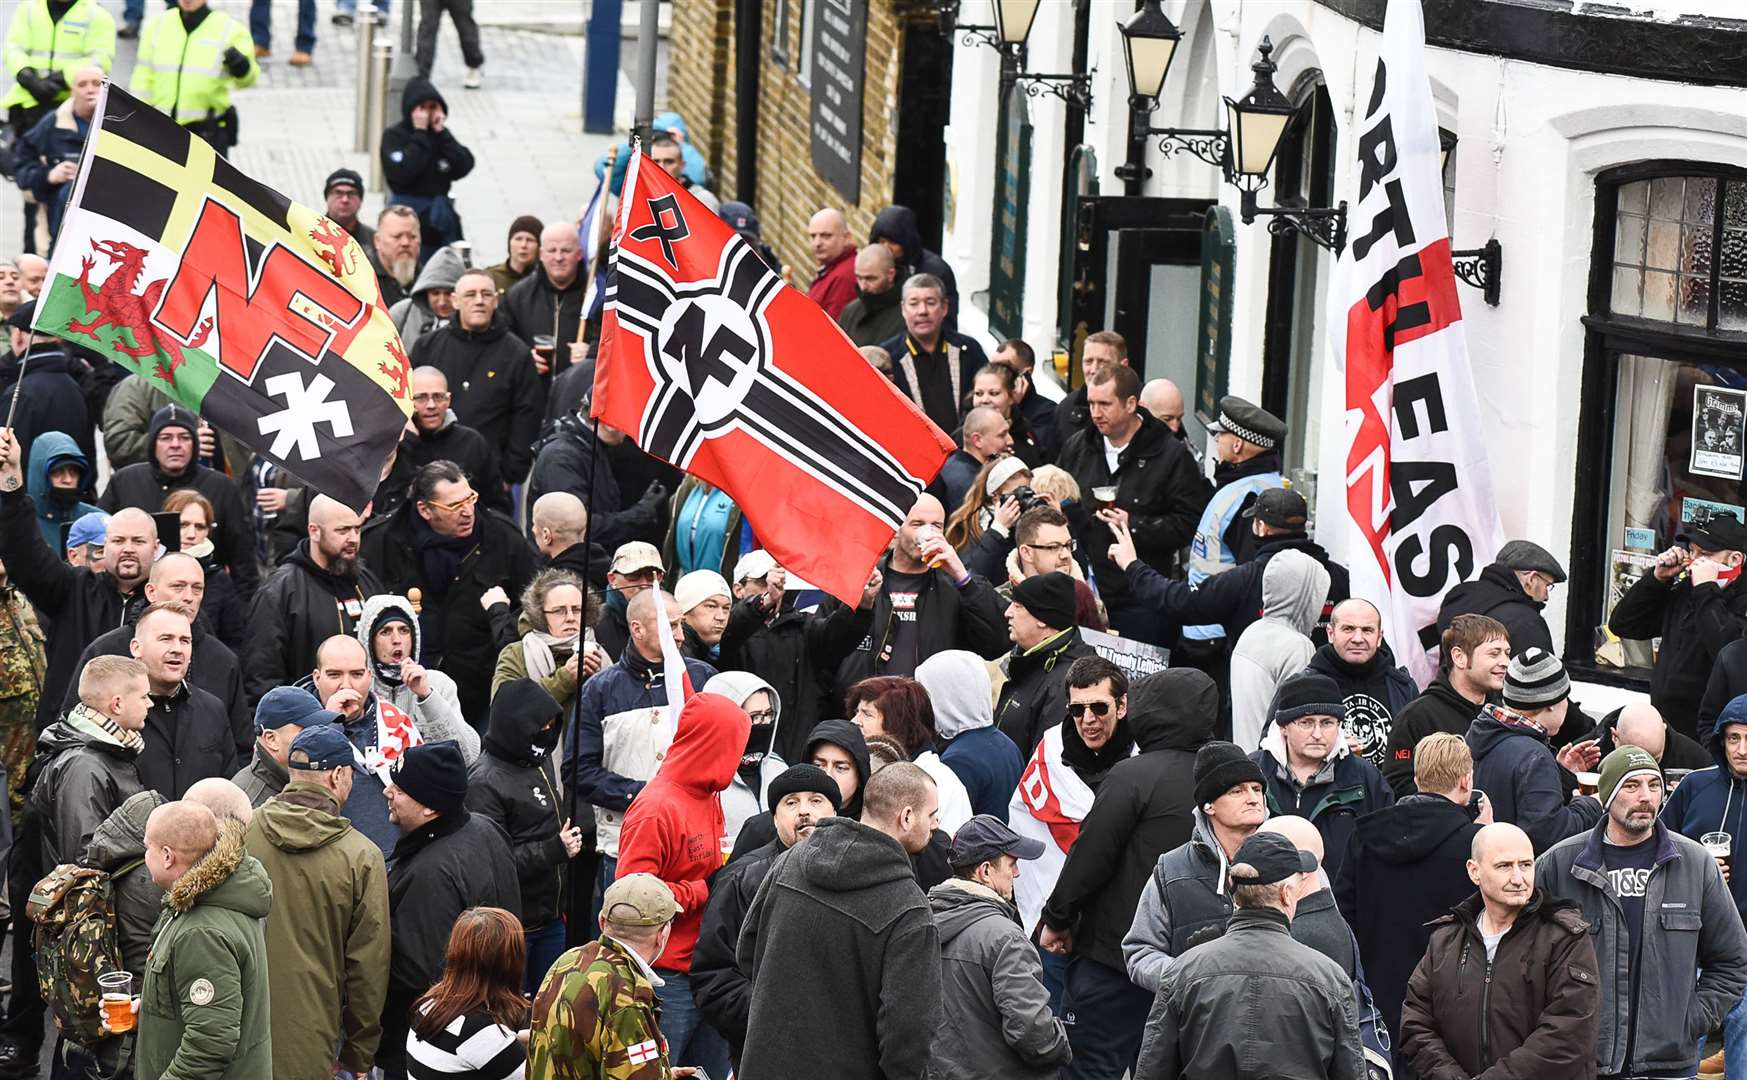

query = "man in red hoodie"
[[616, 691, 751, 1080]]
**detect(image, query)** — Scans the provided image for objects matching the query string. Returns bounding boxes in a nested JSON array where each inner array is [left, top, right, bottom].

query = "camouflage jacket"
[[0, 586, 45, 702], [528, 936, 670, 1080]]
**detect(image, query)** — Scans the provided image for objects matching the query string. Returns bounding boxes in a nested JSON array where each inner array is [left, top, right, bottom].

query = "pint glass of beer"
[[98, 971, 135, 1033]]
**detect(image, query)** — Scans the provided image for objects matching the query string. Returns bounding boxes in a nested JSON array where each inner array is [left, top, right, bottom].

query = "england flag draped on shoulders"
[[1328, 0, 1504, 687], [1009, 725, 1100, 934]]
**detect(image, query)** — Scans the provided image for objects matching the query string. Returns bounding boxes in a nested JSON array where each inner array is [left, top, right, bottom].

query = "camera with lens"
[[1006, 486, 1041, 514]]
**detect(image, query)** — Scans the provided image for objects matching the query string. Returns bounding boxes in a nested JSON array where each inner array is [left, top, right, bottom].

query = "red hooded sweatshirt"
[[616, 691, 751, 971]]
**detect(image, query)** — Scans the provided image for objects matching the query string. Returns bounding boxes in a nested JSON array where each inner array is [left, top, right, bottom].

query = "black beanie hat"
[[1193, 740, 1266, 807], [1272, 671, 1348, 726], [1011, 572, 1077, 631], [766, 763, 843, 813], [390, 740, 469, 816], [508, 214, 545, 245]]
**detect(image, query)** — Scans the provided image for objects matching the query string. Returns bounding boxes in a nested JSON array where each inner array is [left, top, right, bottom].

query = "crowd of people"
[[0, 6, 1746, 1079]]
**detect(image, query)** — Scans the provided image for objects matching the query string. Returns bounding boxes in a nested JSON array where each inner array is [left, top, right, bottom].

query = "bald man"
[[806, 208, 858, 319], [1401, 821, 1598, 1078], [382, 366, 507, 516], [529, 491, 605, 588], [503, 221, 588, 375], [0, 439, 163, 731], [184, 776, 255, 826], [1307, 598, 1419, 771], [64, 551, 251, 755], [1596, 700, 1710, 772], [1140, 378, 1204, 465], [827, 493, 1006, 680], [137, 800, 273, 1080], [242, 493, 384, 705], [937, 406, 1013, 510], [837, 244, 906, 346]]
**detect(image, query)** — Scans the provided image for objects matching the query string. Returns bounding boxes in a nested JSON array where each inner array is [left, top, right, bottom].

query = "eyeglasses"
[[542, 605, 583, 618], [1025, 540, 1076, 554], [411, 393, 450, 405], [423, 492, 478, 513], [1067, 701, 1112, 718], [1290, 717, 1342, 732]]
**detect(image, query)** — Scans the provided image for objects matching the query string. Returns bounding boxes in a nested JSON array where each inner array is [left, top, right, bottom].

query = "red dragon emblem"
[[308, 217, 356, 277], [380, 337, 410, 399], [67, 238, 213, 384]]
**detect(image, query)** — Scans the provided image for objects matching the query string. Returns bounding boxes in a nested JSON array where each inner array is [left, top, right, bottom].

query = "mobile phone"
[[152, 511, 182, 552]]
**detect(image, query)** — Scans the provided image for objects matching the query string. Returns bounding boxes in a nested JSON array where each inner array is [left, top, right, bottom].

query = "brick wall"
[[668, 0, 911, 276]]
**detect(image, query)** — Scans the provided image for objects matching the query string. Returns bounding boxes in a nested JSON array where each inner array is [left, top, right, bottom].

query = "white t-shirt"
[[1103, 436, 1123, 473], [1478, 916, 1506, 962]]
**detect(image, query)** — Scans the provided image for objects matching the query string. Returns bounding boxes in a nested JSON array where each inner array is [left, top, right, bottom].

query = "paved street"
[[0, 0, 646, 266]]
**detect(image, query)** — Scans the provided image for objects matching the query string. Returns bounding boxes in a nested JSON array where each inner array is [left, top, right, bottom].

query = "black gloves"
[[15, 67, 57, 102], [222, 46, 250, 77]]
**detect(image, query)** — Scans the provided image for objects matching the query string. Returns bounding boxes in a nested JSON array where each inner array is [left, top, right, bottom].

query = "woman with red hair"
[[404, 907, 529, 1079], [846, 675, 974, 834]]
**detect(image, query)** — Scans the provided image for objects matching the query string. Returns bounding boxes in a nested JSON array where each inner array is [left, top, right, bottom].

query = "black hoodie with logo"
[[466, 678, 567, 928]]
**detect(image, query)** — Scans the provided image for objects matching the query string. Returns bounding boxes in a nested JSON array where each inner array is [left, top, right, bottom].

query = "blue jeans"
[[652, 969, 732, 1077], [335, 0, 390, 15], [1701, 985, 1747, 1079], [525, 920, 568, 995], [1036, 944, 1068, 1017], [1061, 957, 1151, 1080], [122, 0, 143, 26], [250, 0, 317, 52]]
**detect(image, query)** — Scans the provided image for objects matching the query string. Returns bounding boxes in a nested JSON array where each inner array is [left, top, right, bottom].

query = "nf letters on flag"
[[1331, 0, 1503, 685], [592, 150, 954, 606], [34, 83, 411, 510]]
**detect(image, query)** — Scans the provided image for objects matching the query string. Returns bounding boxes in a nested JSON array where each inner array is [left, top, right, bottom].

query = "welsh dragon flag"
[[34, 83, 411, 510]]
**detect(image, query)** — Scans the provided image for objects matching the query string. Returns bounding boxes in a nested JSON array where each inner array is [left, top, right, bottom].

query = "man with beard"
[[1400, 822, 1599, 1080], [1301, 599, 1419, 771], [837, 243, 905, 347], [410, 269, 544, 489], [1539, 746, 1747, 1079], [738, 763, 941, 1080], [0, 431, 156, 732], [244, 494, 381, 705], [1384, 614, 1509, 796], [306, 634, 422, 856], [1250, 671, 1393, 883], [503, 222, 587, 377], [928, 816, 1069, 1080], [100, 405, 259, 600], [466, 678, 585, 989], [361, 459, 536, 723], [379, 366, 507, 513], [367, 205, 420, 307], [128, 601, 236, 799], [692, 763, 839, 1067]]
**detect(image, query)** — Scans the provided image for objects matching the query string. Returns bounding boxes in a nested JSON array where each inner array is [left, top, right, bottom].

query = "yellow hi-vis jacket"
[[128, 6, 257, 125], [1, 0, 115, 112]]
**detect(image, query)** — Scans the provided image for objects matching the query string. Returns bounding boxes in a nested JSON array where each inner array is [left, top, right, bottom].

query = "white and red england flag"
[[1008, 726, 1099, 934], [1329, 0, 1504, 686], [592, 150, 955, 606]]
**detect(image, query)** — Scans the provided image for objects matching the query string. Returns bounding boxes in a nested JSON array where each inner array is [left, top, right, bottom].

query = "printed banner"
[[34, 84, 410, 510], [1330, 0, 1504, 686]]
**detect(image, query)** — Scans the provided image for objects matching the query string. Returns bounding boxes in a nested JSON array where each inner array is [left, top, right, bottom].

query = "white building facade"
[[940, 0, 1747, 706]]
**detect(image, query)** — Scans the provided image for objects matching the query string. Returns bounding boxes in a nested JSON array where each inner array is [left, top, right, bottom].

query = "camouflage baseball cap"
[[602, 873, 679, 927]]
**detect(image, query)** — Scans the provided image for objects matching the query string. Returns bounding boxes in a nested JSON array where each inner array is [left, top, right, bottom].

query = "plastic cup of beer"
[[1092, 485, 1117, 510], [98, 971, 134, 1033], [1703, 831, 1732, 861], [1576, 771, 1600, 796]]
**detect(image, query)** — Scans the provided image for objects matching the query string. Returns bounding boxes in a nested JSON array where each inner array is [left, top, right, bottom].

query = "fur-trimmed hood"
[[165, 816, 273, 917]]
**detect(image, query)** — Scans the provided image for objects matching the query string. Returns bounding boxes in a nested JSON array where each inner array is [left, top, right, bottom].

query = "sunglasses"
[[1067, 701, 1113, 718]]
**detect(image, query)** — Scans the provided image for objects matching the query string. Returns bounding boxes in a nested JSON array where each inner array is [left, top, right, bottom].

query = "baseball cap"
[[1230, 831, 1317, 886], [324, 168, 364, 196], [602, 873, 680, 926], [1679, 512, 1747, 555], [733, 549, 778, 584], [66, 511, 109, 550], [255, 685, 340, 732], [610, 541, 664, 576], [287, 723, 353, 771], [1243, 487, 1307, 529], [1495, 540, 1567, 584], [948, 814, 1046, 868]]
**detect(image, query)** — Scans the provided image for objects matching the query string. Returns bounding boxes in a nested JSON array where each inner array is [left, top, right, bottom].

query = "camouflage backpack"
[[27, 862, 136, 1048]]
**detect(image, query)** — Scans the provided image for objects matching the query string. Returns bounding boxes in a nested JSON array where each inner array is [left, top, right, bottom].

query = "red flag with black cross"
[[31, 83, 411, 511], [591, 149, 954, 606]]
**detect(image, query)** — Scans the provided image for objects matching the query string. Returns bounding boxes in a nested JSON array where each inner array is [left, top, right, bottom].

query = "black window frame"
[[1566, 159, 1747, 692]]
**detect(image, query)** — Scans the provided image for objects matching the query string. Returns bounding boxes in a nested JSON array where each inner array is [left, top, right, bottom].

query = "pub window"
[[798, 0, 817, 88], [772, 0, 791, 66], [1571, 166, 1747, 686]]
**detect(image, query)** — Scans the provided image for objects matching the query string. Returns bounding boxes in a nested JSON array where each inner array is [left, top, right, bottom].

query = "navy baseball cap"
[[1231, 831, 1317, 886], [287, 723, 353, 771], [949, 814, 1046, 868]]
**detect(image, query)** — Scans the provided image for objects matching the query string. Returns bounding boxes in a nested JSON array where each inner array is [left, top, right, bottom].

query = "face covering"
[[739, 717, 776, 785]]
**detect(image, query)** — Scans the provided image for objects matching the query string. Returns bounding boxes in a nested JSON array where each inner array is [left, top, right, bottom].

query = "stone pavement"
[[0, 0, 656, 266]]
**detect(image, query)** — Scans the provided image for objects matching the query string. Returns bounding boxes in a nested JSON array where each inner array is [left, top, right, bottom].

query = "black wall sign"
[[809, 0, 867, 202]]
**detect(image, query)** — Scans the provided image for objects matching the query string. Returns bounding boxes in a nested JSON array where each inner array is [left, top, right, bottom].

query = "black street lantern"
[[1223, 36, 1296, 189], [992, 0, 1042, 49], [1118, 0, 1182, 105]]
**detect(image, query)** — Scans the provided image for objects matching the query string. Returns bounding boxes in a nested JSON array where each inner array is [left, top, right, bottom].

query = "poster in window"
[[1606, 549, 1658, 624], [1690, 385, 1747, 479], [1681, 496, 1747, 525]]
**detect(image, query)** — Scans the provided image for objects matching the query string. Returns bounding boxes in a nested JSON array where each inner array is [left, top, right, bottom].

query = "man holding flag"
[[1331, 0, 1504, 688]]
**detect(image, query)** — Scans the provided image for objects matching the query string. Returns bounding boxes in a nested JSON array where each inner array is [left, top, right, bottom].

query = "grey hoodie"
[[388, 243, 468, 345], [81, 789, 168, 973], [353, 593, 478, 764], [701, 670, 787, 844], [926, 879, 1071, 1080], [1229, 550, 1330, 751]]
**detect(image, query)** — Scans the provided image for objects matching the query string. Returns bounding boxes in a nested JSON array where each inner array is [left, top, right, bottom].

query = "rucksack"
[[26, 861, 138, 1050]]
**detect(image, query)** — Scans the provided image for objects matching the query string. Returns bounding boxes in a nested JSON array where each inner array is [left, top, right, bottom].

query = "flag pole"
[[3, 351, 28, 434], [632, 0, 658, 141]]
